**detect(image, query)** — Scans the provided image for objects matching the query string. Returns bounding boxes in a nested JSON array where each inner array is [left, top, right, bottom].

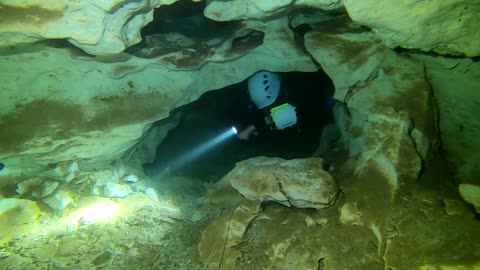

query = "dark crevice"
[[393, 46, 479, 61], [317, 257, 325, 270]]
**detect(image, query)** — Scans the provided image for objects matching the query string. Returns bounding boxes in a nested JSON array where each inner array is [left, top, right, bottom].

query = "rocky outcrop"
[[204, 0, 293, 21], [198, 157, 338, 269], [226, 157, 339, 209], [413, 54, 480, 184], [343, 0, 480, 57], [295, 0, 343, 10], [0, 0, 178, 55], [305, 15, 437, 190]]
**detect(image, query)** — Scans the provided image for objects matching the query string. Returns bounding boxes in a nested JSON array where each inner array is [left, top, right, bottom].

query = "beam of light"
[[65, 199, 122, 224], [28, 199, 124, 237], [158, 126, 237, 175]]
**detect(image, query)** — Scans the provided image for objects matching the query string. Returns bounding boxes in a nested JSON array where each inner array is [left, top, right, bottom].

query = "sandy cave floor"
[[0, 176, 210, 270], [0, 152, 479, 270]]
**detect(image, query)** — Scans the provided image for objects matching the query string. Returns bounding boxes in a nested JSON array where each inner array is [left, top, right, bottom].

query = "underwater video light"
[[232, 126, 237, 134]]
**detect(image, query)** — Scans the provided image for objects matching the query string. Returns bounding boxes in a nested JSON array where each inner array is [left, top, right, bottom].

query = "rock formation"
[[0, 0, 479, 269], [227, 157, 338, 209]]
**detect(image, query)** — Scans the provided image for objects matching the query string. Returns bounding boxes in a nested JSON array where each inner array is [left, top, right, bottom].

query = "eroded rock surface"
[[344, 0, 480, 57], [0, 15, 316, 187], [305, 16, 437, 191], [204, 0, 293, 21], [227, 157, 339, 209], [0, 0, 178, 55], [413, 54, 480, 184]]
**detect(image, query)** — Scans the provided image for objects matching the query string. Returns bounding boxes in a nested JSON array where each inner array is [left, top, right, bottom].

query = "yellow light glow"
[[65, 199, 122, 224]]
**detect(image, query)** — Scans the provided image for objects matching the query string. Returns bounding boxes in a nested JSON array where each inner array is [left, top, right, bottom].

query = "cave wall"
[[0, 1, 479, 269], [0, 0, 478, 193], [0, 12, 316, 188], [0, 0, 178, 55], [415, 55, 480, 184]]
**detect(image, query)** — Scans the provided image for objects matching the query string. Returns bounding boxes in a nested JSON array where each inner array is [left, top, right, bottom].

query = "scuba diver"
[[235, 70, 297, 140], [234, 70, 336, 141]]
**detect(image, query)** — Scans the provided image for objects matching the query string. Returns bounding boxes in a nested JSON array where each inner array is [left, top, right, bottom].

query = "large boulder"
[[226, 157, 339, 210]]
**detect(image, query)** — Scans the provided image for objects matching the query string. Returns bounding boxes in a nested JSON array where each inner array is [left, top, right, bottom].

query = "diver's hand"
[[237, 125, 257, 140]]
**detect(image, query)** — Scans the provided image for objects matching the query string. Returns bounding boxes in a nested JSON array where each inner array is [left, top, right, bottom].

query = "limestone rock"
[[339, 202, 362, 225], [16, 178, 59, 198], [205, 0, 344, 22], [42, 190, 73, 210], [52, 160, 79, 182], [122, 174, 139, 183], [413, 54, 480, 184], [0, 0, 179, 55], [205, 0, 293, 21], [295, 0, 343, 10], [343, 0, 480, 57], [32, 181, 59, 199], [459, 184, 480, 213], [305, 17, 438, 188], [103, 183, 132, 198], [305, 15, 385, 101], [88, 169, 122, 196], [226, 157, 339, 209], [16, 178, 43, 196]]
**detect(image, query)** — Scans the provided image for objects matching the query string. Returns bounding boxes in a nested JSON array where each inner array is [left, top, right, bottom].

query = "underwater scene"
[[0, 0, 479, 269]]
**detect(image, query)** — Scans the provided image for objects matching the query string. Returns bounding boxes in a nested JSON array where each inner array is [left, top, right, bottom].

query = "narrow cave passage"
[[144, 70, 336, 180]]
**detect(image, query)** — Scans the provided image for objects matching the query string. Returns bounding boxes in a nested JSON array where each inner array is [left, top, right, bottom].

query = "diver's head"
[[247, 71, 281, 109]]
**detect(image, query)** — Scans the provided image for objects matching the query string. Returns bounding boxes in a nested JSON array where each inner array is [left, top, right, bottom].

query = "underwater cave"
[[1, 0, 480, 269], [144, 70, 336, 180]]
